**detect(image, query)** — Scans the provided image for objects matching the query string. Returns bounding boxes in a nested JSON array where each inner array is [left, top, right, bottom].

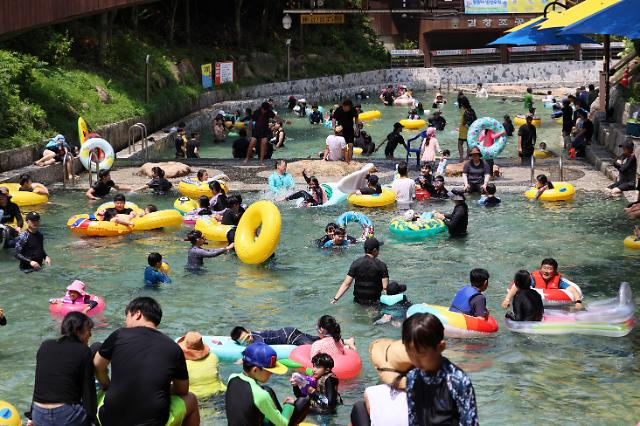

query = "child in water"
[[49, 280, 98, 314], [290, 352, 341, 414], [533, 174, 554, 200], [144, 252, 172, 287], [185, 230, 234, 270], [449, 268, 490, 319], [316, 223, 337, 247], [374, 281, 412, 326], [479, 183, 501, 206], [503, 115, 515, 137], [322, 226, 357, 248], [505, 270, 544, 322], [435, 149, 451, 177]]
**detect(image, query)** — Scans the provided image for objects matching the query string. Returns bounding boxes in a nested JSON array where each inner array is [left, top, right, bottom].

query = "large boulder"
[[137, 162, 191, 178], [249, 52, 279, 79]]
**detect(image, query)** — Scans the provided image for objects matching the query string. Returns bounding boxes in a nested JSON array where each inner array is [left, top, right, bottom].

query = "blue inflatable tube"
[[336, 211, 373, 227], [467, 117, 507, 159], [199, 335, 295, 363]]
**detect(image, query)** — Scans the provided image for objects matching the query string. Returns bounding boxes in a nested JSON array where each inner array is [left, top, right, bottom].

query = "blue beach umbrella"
[[560, 0, 640, 39]]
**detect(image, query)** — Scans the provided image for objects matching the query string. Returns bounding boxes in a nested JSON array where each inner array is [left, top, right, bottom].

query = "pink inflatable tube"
[[289, 345, 362, 379], [49, 296, 106, 317]]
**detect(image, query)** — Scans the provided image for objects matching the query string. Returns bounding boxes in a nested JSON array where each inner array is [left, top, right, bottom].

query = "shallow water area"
[[1, 184, 639, 424], [168, 90, 565, 161]]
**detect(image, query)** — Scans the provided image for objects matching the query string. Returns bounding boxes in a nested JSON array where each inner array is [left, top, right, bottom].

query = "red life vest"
[[531, 270, 561, 289]]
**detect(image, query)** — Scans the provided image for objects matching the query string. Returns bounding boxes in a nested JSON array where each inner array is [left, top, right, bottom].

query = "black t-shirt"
[[175, 135, 186, 157], [0, 201, 23, 227], [463, 159, 490, 185], [98, 327, 188, 426], [518, 124, 537, 155], [333, 107, 358, 135], [232, 138, 250, 159], [252, 108, 276, 137], [348, 255, 389, 303], [383, 91, 394, 106], [33, 338, 96, 421], [562, 106, 574, 132], [91, 180, 115, 198], [221, 208, 242, 226], [443, 203, 468, 236], [583, 119, 594, 141], [15, 229, 47, 269], [508, 288, 544, 321], [147, 178, 172, 194], [186, 138, 199, 158]]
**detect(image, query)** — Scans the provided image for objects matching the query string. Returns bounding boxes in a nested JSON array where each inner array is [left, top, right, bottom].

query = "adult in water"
[[230, 325, 319, 346], [332, 237, 389, 306], [31, 312, 96, 426], [0, 186, 24, 248], [99, 193, 137, 225], [15, 211, 51, 272], [94, 297, 200, 425], [433, 192, 468, 237], [462, 147, 490, 194], [332, 99, 359, 163], [501, 258, 583, 309], [268, 159, 295, 195], [86, 170, 130, 200]]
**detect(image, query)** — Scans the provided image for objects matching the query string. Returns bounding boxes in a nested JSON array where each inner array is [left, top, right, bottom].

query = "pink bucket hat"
[[66, 280, 87, 296]]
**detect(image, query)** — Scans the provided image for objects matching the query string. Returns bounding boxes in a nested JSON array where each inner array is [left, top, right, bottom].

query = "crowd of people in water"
[[2, 81, 638, 426]]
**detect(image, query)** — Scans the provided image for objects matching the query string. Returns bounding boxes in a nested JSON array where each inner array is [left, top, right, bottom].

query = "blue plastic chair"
[[405, 138, 422, 168]]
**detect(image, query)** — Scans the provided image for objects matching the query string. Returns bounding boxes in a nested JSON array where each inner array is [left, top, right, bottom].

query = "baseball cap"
[[434, 175, 445, 183], [387, 281, 407, 295], [525, 113, 534, 119], [364, 237, 383, 251], [242, 342, 288, 374], [393, 122, 404, 129], [26, 211, 41, 221], [619, 140, 635, 150], [450, 193, 465, 202]]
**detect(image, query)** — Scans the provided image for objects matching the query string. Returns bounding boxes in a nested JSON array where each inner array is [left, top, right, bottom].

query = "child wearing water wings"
[[375, 281, 412, 326], [144, 252, 172, 287], [291, 352, 342, 415], [49, 280, 98, 314]]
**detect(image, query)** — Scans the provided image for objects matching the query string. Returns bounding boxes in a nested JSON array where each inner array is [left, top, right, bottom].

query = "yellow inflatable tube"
[[235, 200, 281, 265], [67, 214, 132, 237], [524, 182, 575, 201], [348, 188, 396, 207], [623, 236, 640, 249], [399, 119, 426, 130], [514, 115, 542, 127], [178, 179, 229, 199], [3, 183, 48, 206], [358, 110, 381, 122], [174, 197, 199, 215], [533, 150, 552, 159], [353, 147, 363, 155], [132, 210, 183, 231], [194, 216, 232, 242]]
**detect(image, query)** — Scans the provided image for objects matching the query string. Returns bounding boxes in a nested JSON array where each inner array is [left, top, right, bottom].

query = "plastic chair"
[[405, 138, 422, 168]]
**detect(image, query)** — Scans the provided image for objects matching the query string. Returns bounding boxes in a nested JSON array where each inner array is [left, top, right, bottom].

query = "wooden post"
[[604, 34, 611, 118]]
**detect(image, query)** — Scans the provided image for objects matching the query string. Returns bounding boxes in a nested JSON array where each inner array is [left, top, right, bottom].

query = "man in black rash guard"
[[86, 170, 129, 200], [231, 326, 319, 346], [331, 237, 389, 306], [433, 192, 468, 237], [15, 211, 51, 272], [332, 99, 359, 163], [0, 187, 23, 247]]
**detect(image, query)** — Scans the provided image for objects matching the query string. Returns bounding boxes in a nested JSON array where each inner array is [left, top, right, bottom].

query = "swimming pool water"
[[0, 188, 638, 425], [175, 91, 565, 161]]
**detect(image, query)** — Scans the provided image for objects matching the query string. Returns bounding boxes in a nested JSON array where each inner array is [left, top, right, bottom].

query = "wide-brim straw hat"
[[369, 338, 413, 390], [177, 331, 210, 361]]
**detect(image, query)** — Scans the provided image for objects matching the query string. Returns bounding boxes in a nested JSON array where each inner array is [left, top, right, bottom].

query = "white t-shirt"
[[392, 177, 416, 204], [476, 88, 489, 98], [365, 384, 408, 426], [325, 135, 346, 161]]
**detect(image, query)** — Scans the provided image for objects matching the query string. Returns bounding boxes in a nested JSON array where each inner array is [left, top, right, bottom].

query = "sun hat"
[[387, 281, 407, 295], [242, 342, 288, 374], [450, 192, 466, 202], [369, 338, 413, 390], [66, 280, 87, 296], [469, 146, 482, 157], [177, 331, 211, 361], [334, 125, 343, 134]]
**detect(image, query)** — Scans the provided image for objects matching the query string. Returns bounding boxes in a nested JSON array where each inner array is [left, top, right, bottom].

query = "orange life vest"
[[531, 270, 561, 289]]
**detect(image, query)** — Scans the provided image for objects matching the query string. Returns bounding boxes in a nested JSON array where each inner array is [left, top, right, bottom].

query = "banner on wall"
[[215, 62, 234, 85], [464, 0, 549, 14], [201, 63, 212, 89]]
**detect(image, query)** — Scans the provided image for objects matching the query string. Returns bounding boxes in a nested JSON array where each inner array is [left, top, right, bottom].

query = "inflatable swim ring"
[[353, 147, 363, 155], [194, 216, 231, 242], [336, 211, 374, 240], [533, 150, 552, 158], [49, 295, 106, 317], [399, 119, 426, 130], [394, 98, 415, 106], [407, 303, 499, 338], [514, 115, 542, 127], [78, 116, 90, 144], [524, 182, 575, 201], [235, 200, 281, 264], [358, 110, 381, 122], [507, 279, 582, 307], [289, 344, 362, 379], [623, 236, 640, 249], [389, 212, 446, 240], [196, 335, 294, 363], [79, 138, 114, 171], [95, 201, 144, 216], [67, 214, 132, 237], [348, 188, 396, 208], [505, 283, 635, 337], [416, 187, 430, 200], [174, 197, 199, 215], [131, 210, 183, 232], [314, 183, 347, 208], [467, 117, 507, 159], [2, 183, 48, 206], [178, 178, 229, 199], [0, 400, 21, 426]]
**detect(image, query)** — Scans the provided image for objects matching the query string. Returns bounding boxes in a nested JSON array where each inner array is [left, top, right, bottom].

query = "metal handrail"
[[530, 154, 535, 182], [128, 123, 149, 162], [559, 154, 564, 181]]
